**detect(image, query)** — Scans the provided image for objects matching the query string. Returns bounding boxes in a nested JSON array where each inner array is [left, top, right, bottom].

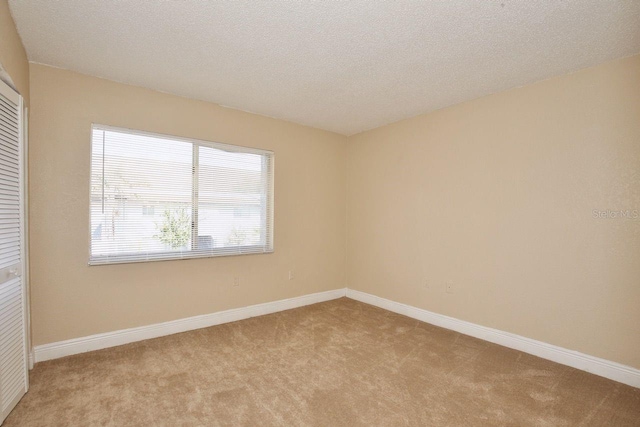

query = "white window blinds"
[[89, 125, 274, 265]]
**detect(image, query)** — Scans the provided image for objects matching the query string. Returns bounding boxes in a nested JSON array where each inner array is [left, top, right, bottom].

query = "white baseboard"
[[33, 288, 346, 363], [32, 286, 639, 389], [346, 288, 640, 389]]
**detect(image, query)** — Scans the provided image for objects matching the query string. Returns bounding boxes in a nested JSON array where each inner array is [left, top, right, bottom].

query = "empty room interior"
[[1, 1, 640, 425]]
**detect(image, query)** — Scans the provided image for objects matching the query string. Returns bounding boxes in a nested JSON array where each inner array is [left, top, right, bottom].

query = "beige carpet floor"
[[5, 298, 640, 426]]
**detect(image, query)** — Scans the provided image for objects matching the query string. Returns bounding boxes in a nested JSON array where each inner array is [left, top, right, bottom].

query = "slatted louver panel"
[[0, 95, 21, 270], [0, 278, 24, 416], [0, 82, 27, 424]]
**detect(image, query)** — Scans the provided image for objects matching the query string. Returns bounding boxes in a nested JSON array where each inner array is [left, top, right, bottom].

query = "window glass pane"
[[197, 145, 266, 249], [90, 129, 193, 259]]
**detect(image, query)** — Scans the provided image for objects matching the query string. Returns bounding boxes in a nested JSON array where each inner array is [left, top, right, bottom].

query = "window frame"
[[88, 124, 274, 266]]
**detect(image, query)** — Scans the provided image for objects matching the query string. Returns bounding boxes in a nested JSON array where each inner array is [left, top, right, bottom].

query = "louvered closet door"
[[0, 79, 27, 425]]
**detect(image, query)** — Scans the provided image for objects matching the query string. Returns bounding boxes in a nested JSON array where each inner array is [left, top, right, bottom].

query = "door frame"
[[21, 103, 31, 372]]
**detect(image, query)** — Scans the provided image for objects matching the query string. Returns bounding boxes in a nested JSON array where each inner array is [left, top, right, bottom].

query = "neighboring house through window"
[[142, 205, 155, 216]]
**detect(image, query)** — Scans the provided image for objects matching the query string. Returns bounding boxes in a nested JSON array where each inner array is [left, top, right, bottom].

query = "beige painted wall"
[[347, 54, 640, 369], [29, 63, 347, 346], [28, 51, 640, 369], [0, 0, 28, 102]]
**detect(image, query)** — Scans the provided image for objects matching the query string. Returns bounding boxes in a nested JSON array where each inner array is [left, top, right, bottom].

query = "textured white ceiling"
[[8, 1, 640, 135]]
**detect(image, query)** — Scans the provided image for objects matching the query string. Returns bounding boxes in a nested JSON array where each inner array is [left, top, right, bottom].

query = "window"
[[89, 125, 274, 265]]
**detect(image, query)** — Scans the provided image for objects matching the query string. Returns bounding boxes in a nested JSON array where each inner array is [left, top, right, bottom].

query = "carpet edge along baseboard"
[[32, 287, 640, 389]]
